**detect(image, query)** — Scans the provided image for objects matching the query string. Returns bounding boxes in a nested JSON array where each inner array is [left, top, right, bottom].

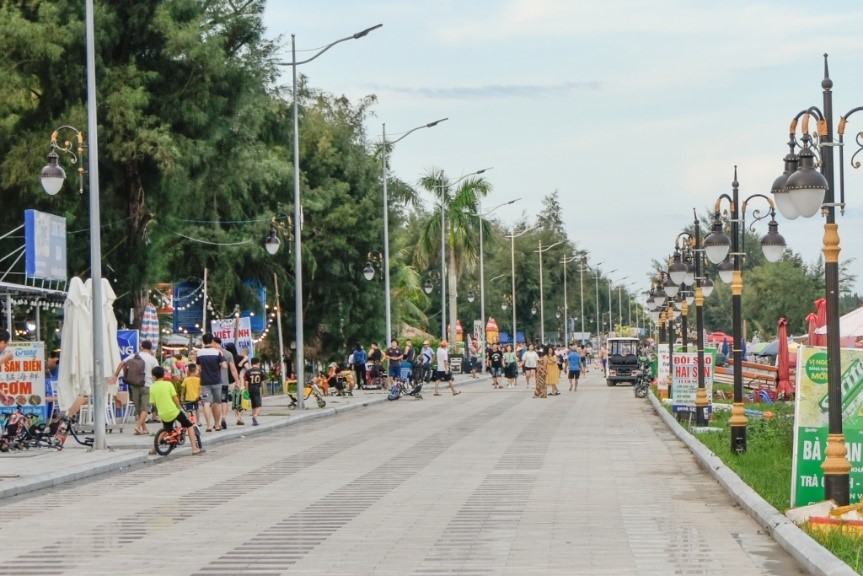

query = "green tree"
[[415, 169, 491, 347]]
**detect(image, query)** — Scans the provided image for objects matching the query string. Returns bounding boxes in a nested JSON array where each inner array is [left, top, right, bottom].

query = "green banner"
[[792, 345, 863, 506]]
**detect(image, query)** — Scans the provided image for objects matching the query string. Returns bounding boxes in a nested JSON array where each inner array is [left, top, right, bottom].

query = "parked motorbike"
[[633, 358, 653, 398]]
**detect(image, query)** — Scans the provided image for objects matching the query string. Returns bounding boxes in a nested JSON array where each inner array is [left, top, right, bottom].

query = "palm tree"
[[415, 168, 492, 348]]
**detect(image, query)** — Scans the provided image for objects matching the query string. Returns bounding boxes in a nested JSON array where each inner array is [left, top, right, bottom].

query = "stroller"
[[398, 361, 424, 400]]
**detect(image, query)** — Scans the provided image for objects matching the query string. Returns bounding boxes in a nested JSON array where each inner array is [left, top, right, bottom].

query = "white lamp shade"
[[40, 162, 66, 196], [704, 242, 730, 265], [701, 278, 714, 298], [363, 263, 375, 281], [773, 191, 799, 220], [265, 236, 280, 255], [718, 262, 733, 284], [788, 187, 826, 218]]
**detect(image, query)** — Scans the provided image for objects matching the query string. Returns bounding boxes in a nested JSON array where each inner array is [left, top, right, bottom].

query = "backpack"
[[123, 354, 146, 387]]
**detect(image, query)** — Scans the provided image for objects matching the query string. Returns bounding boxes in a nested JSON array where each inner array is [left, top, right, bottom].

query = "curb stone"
[[649, 393, 858, 576]]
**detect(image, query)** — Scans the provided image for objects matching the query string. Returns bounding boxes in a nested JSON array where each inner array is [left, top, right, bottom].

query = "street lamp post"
[[275, 25, 381, 408], [560, 253, 579, 346], [593, 263, 604, 347], [705, 167, 786, 453], [773, 55, 859, 503], [578, 258, 589, 344], [606, 269, 618, 335], [41, 121, 107, 449], [616, 276, 629, 333], [381, 119, 447, 344], [439, 168, 492, 346], [505, 226, 539, 348], [536, 240, 565, 345], [37, 0, 106, 450], [467, 198, 519, 353]]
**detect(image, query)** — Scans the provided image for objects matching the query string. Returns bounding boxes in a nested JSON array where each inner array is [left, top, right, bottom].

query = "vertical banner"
[[211, 317, 254, 358], [670, 352, 714, 413], [0, 342, 47, 421], [24, 210, 67, 281], [791, 345, 863, 506], [117, 329, 140, 361], [656, 343, 670, 397]]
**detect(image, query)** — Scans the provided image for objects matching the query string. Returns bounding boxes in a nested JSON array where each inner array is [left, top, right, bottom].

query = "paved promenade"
[[0, 370, 824, 575]]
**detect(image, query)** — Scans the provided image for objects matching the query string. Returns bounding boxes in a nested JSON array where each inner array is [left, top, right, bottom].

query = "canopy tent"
[[815, 305, 863, 338]]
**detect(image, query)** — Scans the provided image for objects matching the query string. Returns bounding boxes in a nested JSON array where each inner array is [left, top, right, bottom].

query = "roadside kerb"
[[649, 392, 857, 576]]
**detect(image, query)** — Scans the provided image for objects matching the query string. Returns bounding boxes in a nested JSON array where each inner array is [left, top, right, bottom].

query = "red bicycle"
[[153, 411, 202, 456]]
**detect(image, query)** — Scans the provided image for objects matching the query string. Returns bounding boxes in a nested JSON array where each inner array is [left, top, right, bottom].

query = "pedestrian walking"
[[522, 343, 538, 390], [489, 343, 504, 388], [196, 334, 228, 432], [568, 345, 582, 392], [503, 344, 518, 388], [546, 346, 561, 395], [534, 347, 548, 398], [245, 357, 265, 426], [112, 339, 159, 436], [433, 340, 460, 396]]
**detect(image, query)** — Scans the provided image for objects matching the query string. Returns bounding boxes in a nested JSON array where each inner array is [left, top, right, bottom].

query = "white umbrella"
[[87, 277, 123, 395], [815, 306, 863, 337], [56, 277, 92, 411]]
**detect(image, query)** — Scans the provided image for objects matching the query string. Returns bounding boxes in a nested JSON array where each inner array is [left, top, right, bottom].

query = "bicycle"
[[153, 411, 202, 456], [288, 380, 326, 409]]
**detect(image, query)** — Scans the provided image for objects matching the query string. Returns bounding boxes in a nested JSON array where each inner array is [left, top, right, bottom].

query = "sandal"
[[205, 428, 213, 433], [214, 427, 222, 432]]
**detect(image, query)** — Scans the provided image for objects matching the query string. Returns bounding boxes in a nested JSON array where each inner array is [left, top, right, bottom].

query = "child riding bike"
[[149, 366, 203, 455]]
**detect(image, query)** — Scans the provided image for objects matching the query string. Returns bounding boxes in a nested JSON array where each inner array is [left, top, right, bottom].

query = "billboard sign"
[[24, 210, 66, 281]]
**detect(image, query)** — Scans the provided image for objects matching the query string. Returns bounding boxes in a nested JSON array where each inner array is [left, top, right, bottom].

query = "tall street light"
[[275, 24, 381, 409], [560, 253, 579, 346], [465, 198, 520, 352], [616, 276, 629, 332], [505, 226, 539, 348], [705, 166, 786, 454], [439, 168, 492, 346], [37, 0, 105, 448], [606, 269, 618, 335], [773, 55, 858, 503], [593, 262, 604, 347], [381, 118, 447, 344], [536, 239, 565, 345]]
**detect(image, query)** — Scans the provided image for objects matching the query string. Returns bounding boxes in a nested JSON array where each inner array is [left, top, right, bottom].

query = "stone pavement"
[[0, 370, 852, 575]]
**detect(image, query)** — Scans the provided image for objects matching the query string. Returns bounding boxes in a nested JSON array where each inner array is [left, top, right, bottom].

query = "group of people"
[[348, 339, 461, 396], [112, 334, 267, 442], [481, 341, 591, 398]]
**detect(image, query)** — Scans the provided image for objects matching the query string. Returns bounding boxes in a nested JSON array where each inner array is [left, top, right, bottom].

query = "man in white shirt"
[[112, 339, 159, 435], [433, 340, 461, 397]]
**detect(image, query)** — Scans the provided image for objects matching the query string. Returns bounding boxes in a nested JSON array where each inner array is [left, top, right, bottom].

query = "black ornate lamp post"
[[668, 213, 715, 426], [772, 55, 856, 504], [704, 167, 786, 454]]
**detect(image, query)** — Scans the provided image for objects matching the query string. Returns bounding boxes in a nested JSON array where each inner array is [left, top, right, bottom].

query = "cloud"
[[371, 80, 600, 100]]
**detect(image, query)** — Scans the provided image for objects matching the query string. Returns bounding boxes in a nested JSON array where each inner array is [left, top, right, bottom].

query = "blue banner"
[[117, 329, 139, 361], [172, 282, 204, 334], [24, 210, 67, 281]]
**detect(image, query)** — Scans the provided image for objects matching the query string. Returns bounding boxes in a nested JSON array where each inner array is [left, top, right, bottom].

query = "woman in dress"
[[534, 346, 548, 398], [522, 344, 539, 390], [503, 344, 518, 388], [545, 345, 561, 395]]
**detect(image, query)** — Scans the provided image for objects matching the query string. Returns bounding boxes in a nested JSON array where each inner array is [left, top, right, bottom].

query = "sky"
[[262, 0, 863, 301]]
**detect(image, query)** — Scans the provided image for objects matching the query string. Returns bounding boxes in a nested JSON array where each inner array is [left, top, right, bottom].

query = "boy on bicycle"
[[150, 366, 203, 455]]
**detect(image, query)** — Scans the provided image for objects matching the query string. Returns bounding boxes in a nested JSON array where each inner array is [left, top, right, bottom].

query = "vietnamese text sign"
[[791, 345, 863, 506], [211, 317, 254, 358], [657, 344, 670, 394], [24, 210, 66, 281], [671, 352, 714, 413], [0, 342, 47, 420]]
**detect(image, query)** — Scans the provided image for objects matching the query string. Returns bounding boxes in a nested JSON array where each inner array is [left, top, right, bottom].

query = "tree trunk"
[[126, 162, 152, 328]]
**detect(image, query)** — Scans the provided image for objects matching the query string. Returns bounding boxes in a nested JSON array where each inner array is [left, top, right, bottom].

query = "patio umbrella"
[[776, 317, 794, 399], [721, 338, 730, 356], [87, 278, 123, 396], [750, 341, 771, 356], [140, 303, 160, 347], [816, 305, 863, 338], [808, 298, 827, 346], [56, 277, 92, 412]]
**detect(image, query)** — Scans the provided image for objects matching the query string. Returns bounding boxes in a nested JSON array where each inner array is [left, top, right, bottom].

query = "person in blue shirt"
[[352, 343, 367, 388], [567, 346, 582, 392]]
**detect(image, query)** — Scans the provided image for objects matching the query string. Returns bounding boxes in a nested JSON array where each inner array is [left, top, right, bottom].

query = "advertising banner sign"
[[0, 342, 47, 420], [211, 318, 254, 358], [117, 329, 140, 361], [791, 345, 863, 506], [24, 210, 67, 281], [671, 352, 714, 413]]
